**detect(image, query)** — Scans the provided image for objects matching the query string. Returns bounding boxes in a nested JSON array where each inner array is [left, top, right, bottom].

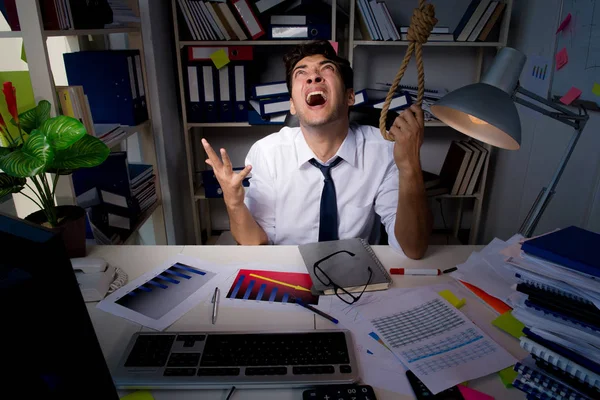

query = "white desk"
[[87, 245, 526, 400]]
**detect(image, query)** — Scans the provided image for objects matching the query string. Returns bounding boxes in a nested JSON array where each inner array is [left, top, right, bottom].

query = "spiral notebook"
[[298, 238, 392, 295]]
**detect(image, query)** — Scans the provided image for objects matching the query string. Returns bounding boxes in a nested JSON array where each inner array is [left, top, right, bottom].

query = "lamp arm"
[[516, 87, 589, 237]]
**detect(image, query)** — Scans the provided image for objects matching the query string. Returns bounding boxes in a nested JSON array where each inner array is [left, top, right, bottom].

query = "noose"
[[379, 0, 437, 141]]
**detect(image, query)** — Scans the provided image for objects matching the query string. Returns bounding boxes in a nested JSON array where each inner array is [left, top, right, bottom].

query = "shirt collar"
[[295, 126, 357, 169]]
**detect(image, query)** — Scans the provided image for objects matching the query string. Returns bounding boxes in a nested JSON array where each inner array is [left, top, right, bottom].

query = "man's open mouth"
[[306, 91, 327, 107]]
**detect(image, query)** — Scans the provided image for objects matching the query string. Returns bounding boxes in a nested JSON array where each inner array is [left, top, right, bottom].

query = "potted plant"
[[0, 82, 110, 257]]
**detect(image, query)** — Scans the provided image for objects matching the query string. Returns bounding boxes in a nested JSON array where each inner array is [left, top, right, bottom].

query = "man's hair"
[[283, 40, 353, 93]]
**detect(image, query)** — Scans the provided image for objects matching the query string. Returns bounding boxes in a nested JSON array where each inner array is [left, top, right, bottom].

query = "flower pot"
[[25, 205, 87, 258]]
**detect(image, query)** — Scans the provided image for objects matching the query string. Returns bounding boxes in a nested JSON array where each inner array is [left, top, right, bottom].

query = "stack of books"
[[93, 124, 127, 147], [507, 226, 600, 400], [56, 85, 95, 136], [37, 0, 138, 30], [432, 140, 488, 197], [453, 0, 506, 42]]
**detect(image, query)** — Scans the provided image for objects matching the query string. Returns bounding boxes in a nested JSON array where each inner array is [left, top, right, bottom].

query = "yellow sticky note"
[[210, 49, 230, 69], [492, 311, 525, 339], [593, 83, 600, 97], [120, 390, 154, 400], [498, 366, 518, 388], [438, 290, 466, 309]]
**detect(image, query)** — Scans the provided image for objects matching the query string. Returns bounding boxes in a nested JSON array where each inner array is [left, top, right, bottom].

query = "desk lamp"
[[430, 47, 589, 238]]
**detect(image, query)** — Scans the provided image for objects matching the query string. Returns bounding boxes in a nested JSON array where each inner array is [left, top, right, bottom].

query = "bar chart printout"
[[226, 269, 319, 305], [359, 289, 516, 395]]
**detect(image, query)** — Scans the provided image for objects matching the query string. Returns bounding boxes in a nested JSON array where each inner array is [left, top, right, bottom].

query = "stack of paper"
[[318, 287, 516, 395]]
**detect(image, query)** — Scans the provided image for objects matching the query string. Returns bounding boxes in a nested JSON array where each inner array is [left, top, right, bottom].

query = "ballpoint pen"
[[211, 287, 220, 325]]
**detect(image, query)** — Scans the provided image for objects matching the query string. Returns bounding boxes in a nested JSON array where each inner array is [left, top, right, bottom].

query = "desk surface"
[[87, 245, 526, 400]]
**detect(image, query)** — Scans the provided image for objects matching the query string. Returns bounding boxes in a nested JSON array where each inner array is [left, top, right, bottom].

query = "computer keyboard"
[[113, 330, 359, 389]]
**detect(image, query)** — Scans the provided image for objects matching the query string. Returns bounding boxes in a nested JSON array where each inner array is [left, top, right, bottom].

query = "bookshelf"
[[7, 0, 168, 245], [173, 0, 512, 245]]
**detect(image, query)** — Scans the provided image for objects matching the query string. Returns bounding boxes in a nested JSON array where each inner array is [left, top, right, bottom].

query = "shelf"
[[180, 40, 308, 46], [189, 122, 252, 128], [102, 120, 151, 148], [434, 193, 481, 199], [123, 201, 161, 245], [353, 40, 504, 47], [44, 27, 141, 37], [0, 31, 22, 38]]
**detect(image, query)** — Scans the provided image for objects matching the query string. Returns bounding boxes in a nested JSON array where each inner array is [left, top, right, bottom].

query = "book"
[[439, 141, 473, 196], [298, 238, 392, 295], [423, 170, 441, 189], [453, 0, 492, 42], [467, 1, 498, 42], [521, 226, 600, 279], [478, 2, 505, 41]]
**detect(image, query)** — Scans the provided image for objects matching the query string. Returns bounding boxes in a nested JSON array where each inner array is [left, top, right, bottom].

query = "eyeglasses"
[[313, 250, 373, 305]]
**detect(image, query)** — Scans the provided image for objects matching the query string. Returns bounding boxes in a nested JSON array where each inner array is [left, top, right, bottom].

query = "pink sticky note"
[[556, 47, 568, 70], [560, 86, 582, 105], [556, 13, 571, 33], [329, 40, 339, 54], [458, 385, 494, 400]]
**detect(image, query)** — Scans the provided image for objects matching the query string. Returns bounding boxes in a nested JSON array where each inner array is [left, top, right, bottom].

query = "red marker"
[[390, 268, 441, 276]]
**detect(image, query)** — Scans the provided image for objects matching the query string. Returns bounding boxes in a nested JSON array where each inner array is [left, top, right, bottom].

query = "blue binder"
[[218, 65, 233, 122], [521, 226, 600, 278], [64, 50, 148, 126], [200, 65, 219, 122], [232, 63, 248, 122], [184, 64, 204, 123]]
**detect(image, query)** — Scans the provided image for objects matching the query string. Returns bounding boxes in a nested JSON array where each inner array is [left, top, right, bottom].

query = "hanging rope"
[[379, 0, 437, 141]]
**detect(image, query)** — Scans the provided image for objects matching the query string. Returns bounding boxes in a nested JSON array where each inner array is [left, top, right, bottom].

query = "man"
[[202, 41, 431, 259]]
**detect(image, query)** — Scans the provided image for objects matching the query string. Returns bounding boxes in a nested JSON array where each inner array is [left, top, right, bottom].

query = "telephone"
[[71, 257, 128, 302]]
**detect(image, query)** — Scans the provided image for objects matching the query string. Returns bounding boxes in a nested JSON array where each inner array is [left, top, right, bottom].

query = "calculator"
[[303, 385, 378, 400]]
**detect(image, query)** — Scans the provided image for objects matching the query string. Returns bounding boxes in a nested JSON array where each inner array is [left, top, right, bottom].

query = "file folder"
[[188, 46, 253, 62], [232, 64, 248, 122], [269, 24, 331, 40], [201, 65, 219, 122], [249, 96, 290, 117], [218, 65, 233, 122], [185, 65, 203, 123], [252, 81, 288, 99]]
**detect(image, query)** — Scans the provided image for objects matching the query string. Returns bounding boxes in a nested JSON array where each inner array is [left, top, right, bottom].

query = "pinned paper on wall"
[[593, 83, 600, 97], [559, 86, 582, 105], [210, 49, 230, 69], [556, 48, 568, 70], [521, 55, 551, 99], [329, 41, 339, 54], [556, 12, 571, 33]]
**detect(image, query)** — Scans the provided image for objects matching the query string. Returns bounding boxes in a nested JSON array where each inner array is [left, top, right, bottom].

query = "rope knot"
[[406, 4, 438, 44]]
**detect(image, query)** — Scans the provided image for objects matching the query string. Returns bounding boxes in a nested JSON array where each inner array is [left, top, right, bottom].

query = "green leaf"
[[0, 147, 10, 157], [0, 130, 54, 177], [0, 173, 26, 197], [49, 135, 109, 170], [12, 100, 52, 133], [39, 115, 86, 151]]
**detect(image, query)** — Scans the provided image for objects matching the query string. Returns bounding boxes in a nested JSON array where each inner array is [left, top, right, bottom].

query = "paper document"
[[358, 288, 516, 394], [97, 255, 231, 331]]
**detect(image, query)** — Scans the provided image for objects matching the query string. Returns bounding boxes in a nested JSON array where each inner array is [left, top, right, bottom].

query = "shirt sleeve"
[[243, 143, 276, 244], [373, 147, 406, 256]]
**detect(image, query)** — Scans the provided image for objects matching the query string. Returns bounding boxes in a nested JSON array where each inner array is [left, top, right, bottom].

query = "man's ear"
[[290, 98, 297, 115], [347, 89, 355, 107]]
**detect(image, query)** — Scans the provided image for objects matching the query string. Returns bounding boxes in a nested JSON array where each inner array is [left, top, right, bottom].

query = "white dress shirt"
[[244, 124, 404, 255]]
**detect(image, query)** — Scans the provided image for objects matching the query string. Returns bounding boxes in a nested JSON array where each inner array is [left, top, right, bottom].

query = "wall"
[[482, 0, 600, 242]]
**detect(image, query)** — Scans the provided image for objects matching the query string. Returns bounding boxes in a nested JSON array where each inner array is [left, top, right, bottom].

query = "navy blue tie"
[[309, 157, 343, 242]]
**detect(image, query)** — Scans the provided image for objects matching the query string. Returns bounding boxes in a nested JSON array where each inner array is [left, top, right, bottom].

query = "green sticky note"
[[120, 390, 154, 400], [498, 366, 518, 388], [593, 83, 600, 97], [492, 311, 525, 339], [438, 289, 466, 308], [21, 42, 27, 63], [210, 49, 230, 69]]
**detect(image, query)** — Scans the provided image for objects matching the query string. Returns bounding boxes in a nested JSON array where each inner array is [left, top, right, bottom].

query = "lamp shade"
[[430, 83, 521, 150], [430, 47, 527, 150]]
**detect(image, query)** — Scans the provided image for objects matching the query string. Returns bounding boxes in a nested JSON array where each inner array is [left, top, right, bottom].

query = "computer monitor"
[[0, 212, 119, 399]]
